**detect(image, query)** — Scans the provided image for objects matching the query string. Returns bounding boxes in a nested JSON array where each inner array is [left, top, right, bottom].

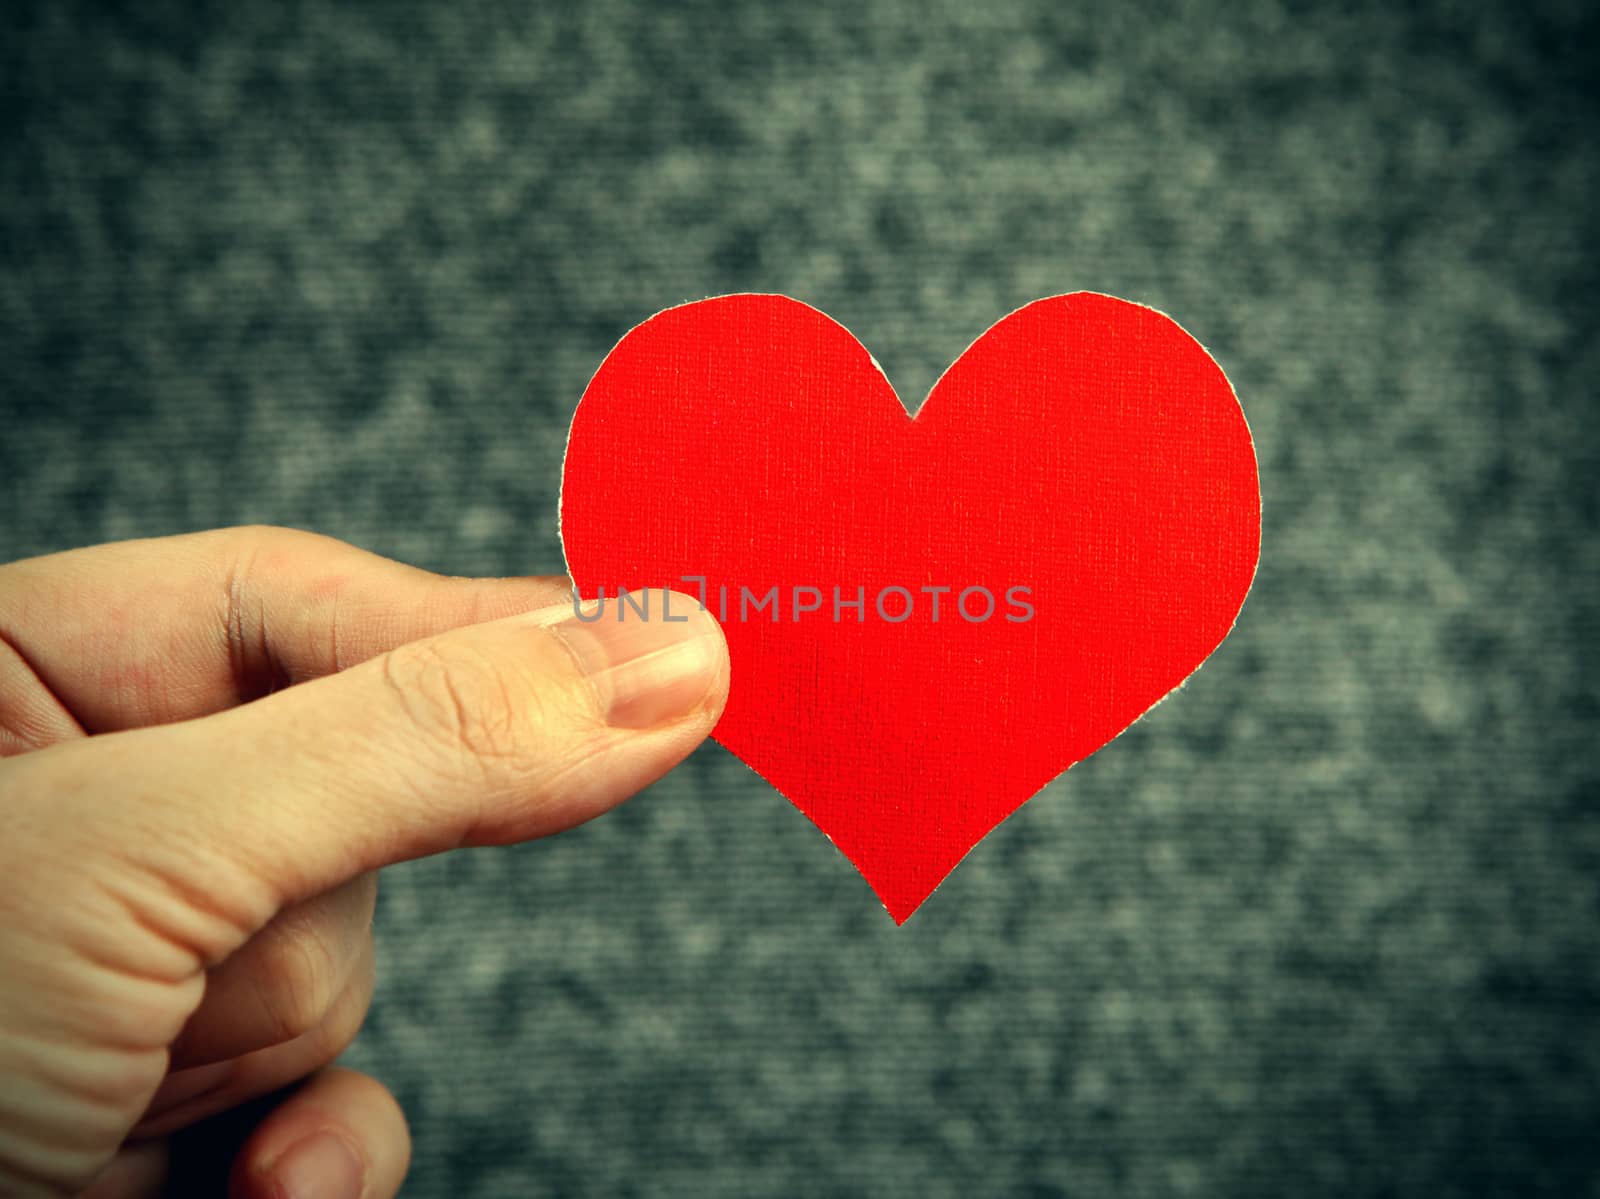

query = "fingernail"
[[267, 1130, 365, 1199], [550, 589, 724, 729]]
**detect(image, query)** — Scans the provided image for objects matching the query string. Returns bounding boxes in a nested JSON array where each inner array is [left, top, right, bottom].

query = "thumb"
[[10, 589, 727, 966]]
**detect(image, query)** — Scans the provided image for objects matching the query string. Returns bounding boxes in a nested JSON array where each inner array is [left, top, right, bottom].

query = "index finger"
[[0, 525, 573, 744]]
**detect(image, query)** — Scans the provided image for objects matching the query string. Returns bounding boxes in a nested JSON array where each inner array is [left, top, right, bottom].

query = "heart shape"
[[560, 293, 1259, 922]]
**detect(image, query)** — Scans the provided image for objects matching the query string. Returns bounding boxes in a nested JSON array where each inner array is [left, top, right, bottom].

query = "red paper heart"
[[560, 293, 1259, 922]]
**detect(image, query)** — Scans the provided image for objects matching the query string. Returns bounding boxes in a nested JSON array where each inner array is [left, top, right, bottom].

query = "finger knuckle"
[[378, 636, 545, 775], [255, 924, 345, 1045], [315, 952, 376, 1060]]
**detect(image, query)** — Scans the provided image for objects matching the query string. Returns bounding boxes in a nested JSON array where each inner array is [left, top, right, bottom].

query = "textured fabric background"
[[2, 2, 1597, 1196]]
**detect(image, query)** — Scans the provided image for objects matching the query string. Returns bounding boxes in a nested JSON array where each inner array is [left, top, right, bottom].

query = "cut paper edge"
[[557, 292, 1262, 924]]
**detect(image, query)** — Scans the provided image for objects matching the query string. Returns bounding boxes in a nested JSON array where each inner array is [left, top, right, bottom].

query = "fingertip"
[[229, 1069, 410, 1199]]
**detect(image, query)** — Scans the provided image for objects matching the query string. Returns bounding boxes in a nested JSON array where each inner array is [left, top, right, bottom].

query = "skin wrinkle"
[[133, 939, 378, 1141], [167, 875, 377, 1069], [93, 818, 278, 975], [239, 901, 356, 1050], [74, 876, 209, 993], [0, 627, 85, 753], [1, 928, 190, 1062], [221, 532, 294, 707], [0, 1132, 100, 1196], [1, 1029, 164, 1125], [326, 573, 345, 676], [379, 641, 489, 772], [222, 548, 251, 707], [0, 566, 83, 749]]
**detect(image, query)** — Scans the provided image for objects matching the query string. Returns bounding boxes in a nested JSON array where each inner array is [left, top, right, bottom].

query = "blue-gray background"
[[3, 2, 1597, 1196]]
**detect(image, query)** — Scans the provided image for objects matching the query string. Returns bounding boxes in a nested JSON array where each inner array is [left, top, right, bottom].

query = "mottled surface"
[[3, 1, 1598, 1195]]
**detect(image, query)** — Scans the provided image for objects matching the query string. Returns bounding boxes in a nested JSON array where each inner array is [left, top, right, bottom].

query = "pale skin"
[[0, 525, 730, 1198]]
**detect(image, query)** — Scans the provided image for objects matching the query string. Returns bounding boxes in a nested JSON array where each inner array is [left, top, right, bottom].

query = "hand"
[[0, 526, 728, 1198]]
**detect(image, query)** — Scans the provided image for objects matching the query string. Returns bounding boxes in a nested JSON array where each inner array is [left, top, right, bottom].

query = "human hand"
[[0, 526, 728, 1198]]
